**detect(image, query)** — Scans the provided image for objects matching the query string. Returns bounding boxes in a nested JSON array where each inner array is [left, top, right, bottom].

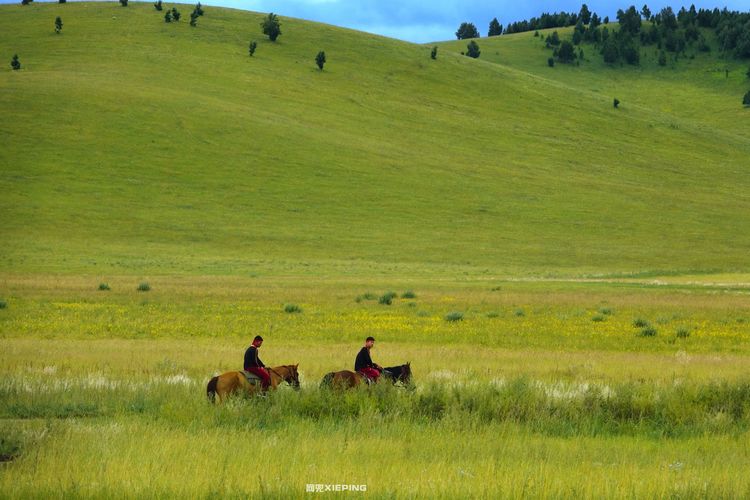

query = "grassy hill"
[[1, 2, 749, 278]]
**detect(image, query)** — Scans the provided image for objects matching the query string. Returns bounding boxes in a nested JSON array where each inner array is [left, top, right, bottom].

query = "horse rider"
[[355, 336, 383, 383], [244, 335, 271, 390]]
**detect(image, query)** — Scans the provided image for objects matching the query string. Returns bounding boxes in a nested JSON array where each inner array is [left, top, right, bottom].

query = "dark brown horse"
[[320, 363, 411, 389], [206, 364, 299, 403]]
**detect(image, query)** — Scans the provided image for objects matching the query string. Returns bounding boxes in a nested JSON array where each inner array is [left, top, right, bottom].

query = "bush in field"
[[194, 2, 204, 16], [171, 8, 181, 21], [514, 308, 525, 317], [676, 327, 691, 338], [10, 55, 20, 70], [379, 292, 397, 305], [137, 282, 151, 292], [658, 50, 667, 66], [639, 327, 657, 337], [98, 283, 110, 291], [190, 11, 198, 27], [591, 315, 605, 322], [598, 307, 614, 315], [548, 57, 555, 67], [613, 97, 620, 108], [557, 40, 576, 63], [0, 435, 21, 462], [633, 318, 650, 328], [402, 291, 416, 299], [55, 16, 63, 34], [284, 303, 302, 313], [445, 312, 464, 322], [0, 299, 7, 309], [154, 0, 162, 11], [119, 0, 127, 6], [164, 10, 172, 22], [261, 13, 281, 41], [744, 90, 750, 107], [431, 46, 437, 59], [355, 292, 376, 303], [248, 41, 257, 56], [466, 40, 481, 58]]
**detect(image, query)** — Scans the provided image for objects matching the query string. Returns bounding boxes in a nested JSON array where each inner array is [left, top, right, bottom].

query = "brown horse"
[[320, 363, 412, 389], [206, 364, 299, 403]]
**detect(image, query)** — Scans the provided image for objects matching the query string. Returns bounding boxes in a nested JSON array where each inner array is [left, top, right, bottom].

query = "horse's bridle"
[[267, 365, 300, 388]]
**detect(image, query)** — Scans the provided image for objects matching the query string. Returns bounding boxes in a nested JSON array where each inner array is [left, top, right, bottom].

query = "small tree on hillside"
[[248, 41, 257, 56], [488, 17, 502, 37], [164, 10, 172, 22], [195, 2, 204, 16], [557, 40, 576, 63], [10, 54, 21, 70], [456, 22, 479, 40], [171, 8, 181, 21], [430, 46, 438, 59], [466, 40, 481, 58], [59, 0, 66, 4], [119, 0, 127, 6], [190, 11, 198, 27], [613, 97, 620, 108], [641, 4, 651, 20], [744, 90, 750, 107], [548, 57, 555, 67], [154, 0, 162, 11], [315, 50, 326, 70], [261, 13, 282, 41], [21, 0, 33, 5]]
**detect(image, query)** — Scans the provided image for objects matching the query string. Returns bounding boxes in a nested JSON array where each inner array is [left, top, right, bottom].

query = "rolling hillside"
[[1, 2, 749, 278]]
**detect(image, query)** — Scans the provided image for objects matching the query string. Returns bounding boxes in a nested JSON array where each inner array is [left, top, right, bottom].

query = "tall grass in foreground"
[[2, 377, 750, 498]]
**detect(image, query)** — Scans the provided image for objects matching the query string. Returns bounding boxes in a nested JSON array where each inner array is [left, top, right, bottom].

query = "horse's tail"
[[320, 372, 335, 388], [206, 376, 219, 403]]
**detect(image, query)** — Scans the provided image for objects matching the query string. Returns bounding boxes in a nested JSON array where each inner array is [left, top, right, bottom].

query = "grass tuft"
[[137, 282, 151, 292], [445, 311, 464, 322], [283, 303, 302, 313], [98, 283, 111, 291]]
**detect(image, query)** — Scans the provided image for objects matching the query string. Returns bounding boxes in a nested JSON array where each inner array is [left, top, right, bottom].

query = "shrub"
[[0, 300, 7, 309], [379, 292, 397, 305], [592, 315, 605, 322], [10, 55, 20, 70], [548, 57, 555, 67], [194, 2, 203, 16], [401, 291, 416, 299], [557, 40, 576, 63], [744, 90, 750, 107], [486, 312, 500, 318], [59, 0, 66, 3], [171, 8, 181, 21], [445, 312, 464, 322], [658, 50, 667, 66], [676, 327, 691, 338], [430, 46, 437, 59], [248, 41, 257, 57], [261, 12, 282, 41], [355, 292, 376, 302], [514, 308, 525, 317], [0, 435, 21, 462], [598, 307, 614, 315], [164, 10, 172, 22], [639, 327, 657, 337], [284, 303, 302, 314], [137, 282, 151, 292], [466, 40, 481, 58], [119, 0, 127, 6], [55, 16, 63, 34], [315, 50, 326, 70], [154, 0, 162, 10], [190, 11, 198, 27], [613, 98, 620, 108], [633, 318, 650, 328], [98, 283, 110, 291]]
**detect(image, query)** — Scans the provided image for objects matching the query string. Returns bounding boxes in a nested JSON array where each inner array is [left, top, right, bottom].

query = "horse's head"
[[283, 364, 300, 390], [400, 362, 412, 385]]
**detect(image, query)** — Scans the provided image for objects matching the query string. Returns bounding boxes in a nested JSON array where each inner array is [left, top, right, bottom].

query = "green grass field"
[[2, 2, 750, 498]]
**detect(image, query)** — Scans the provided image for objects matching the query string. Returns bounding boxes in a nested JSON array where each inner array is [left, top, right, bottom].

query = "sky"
[[4, 0, 749, 42]]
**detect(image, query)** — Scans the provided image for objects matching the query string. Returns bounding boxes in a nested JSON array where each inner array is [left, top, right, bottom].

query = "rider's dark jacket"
[[244, 345, 265, 370], [355, 347, 377, 372]]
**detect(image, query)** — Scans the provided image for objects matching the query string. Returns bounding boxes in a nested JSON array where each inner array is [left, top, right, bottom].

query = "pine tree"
[[488, 18, 502, 37], [315, 51, 326, 70], [430, 46, 438, 60], [119, 0, 127, 6], [466, 40, 481, 58], [248, 41, 257, 57], [171, 7, 181, 21], [10, 54, 21, 70], [154, 0, 162, 11], [55, 16, 63, 34]]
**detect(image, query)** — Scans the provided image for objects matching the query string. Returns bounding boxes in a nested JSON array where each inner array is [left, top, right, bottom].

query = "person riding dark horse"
[[244, 335, 270, 391], [355, 336, 382, 383]]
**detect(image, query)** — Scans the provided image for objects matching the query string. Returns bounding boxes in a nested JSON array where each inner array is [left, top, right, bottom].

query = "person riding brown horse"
[[355, 336, 382, 383], [244, 335, 270, 391]]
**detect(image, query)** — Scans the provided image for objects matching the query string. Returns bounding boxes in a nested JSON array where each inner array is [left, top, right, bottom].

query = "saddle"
[[242, 370, 262, 385]]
